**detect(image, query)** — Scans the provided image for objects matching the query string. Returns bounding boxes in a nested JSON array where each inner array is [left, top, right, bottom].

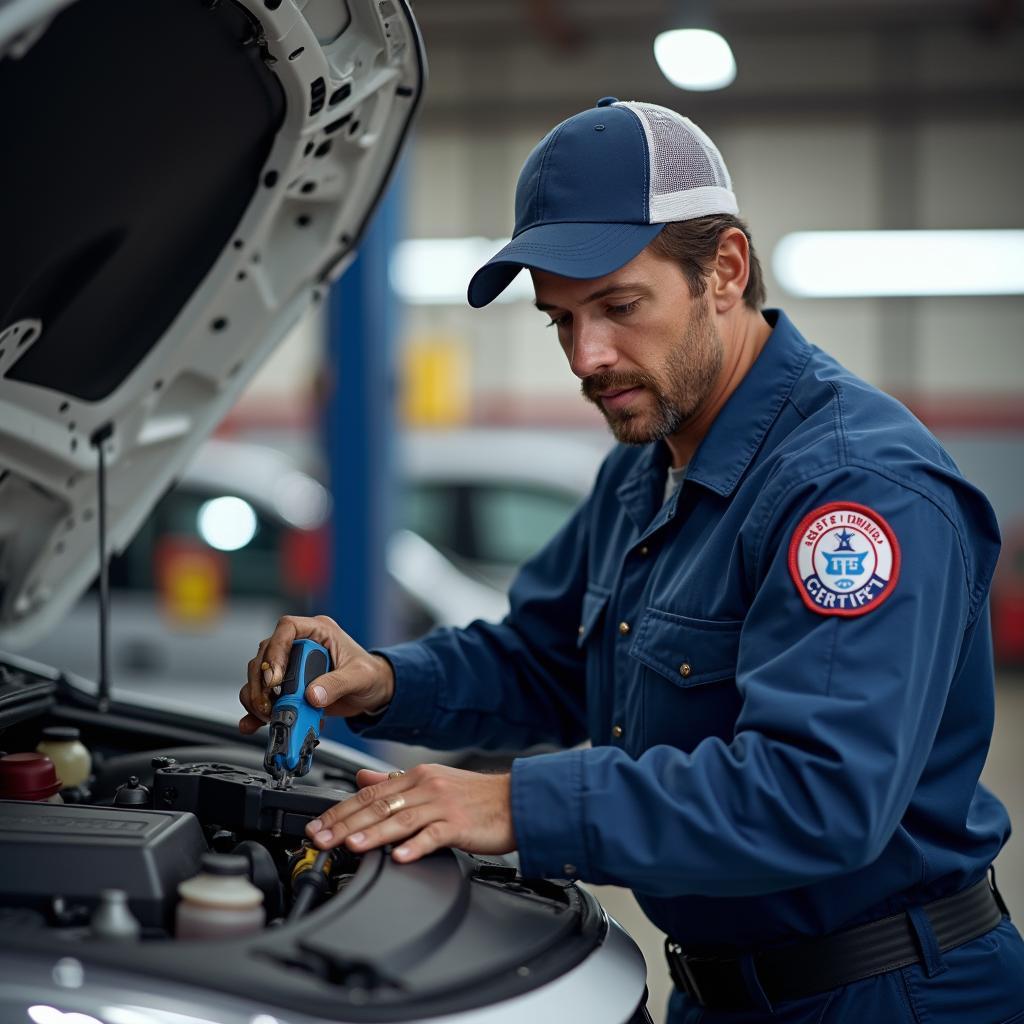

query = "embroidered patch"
[[788, 502, 900, 617]]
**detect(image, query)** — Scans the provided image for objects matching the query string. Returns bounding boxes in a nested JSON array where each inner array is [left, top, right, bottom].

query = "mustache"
[[581, 371, 656, 403]]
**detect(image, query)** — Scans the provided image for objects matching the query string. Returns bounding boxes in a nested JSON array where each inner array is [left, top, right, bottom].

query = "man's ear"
[[710, 227, 750, 313]]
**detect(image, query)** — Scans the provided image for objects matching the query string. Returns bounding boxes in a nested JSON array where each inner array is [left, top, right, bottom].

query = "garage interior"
[[2, 2, 1021, 1021]]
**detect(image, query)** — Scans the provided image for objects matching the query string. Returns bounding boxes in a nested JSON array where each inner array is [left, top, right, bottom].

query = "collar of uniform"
[[684, 308, 811, 497], [615, 437, 673, 532], [612, 310, 810, 528]]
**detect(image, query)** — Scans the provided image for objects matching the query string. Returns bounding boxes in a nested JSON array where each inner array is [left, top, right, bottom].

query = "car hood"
[[0, 0, 424, 648]]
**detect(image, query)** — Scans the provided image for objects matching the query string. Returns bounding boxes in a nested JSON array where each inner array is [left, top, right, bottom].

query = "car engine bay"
[[0, 655, 627, 1022]]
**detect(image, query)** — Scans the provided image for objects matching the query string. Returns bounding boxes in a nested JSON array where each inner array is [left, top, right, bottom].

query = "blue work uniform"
[[357, 310, 1024, 1022]]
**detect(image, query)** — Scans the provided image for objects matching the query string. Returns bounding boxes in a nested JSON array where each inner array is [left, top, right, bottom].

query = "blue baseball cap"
[[467, 98, 738, 308]]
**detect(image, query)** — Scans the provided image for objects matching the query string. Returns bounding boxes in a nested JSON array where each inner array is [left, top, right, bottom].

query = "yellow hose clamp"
[[290, 843, 331, 883]]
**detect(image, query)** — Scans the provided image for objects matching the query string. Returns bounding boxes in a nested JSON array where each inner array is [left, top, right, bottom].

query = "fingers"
[[389, 822, 451, 863], [304, 765, 514, 864], [306, 773, 416, 848], [303, 654, 393, 716], [240, 615, 346, 734], [311, 798, 442, 857], [262, 614, 341, 689], [243, 638, 273, 727], [238, 710, 266, 734]]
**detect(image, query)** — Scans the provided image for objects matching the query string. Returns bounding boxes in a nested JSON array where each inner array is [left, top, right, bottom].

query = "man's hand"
[[305, 765, 515, 863], [239, 614, 394, 734]]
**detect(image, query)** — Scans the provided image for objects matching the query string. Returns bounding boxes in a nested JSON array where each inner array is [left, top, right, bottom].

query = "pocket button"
[[679, 662, 692, 678]]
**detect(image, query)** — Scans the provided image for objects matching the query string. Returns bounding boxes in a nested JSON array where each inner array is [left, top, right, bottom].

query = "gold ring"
[[387, 770, 405, 779], [385, 795, 406, 816]]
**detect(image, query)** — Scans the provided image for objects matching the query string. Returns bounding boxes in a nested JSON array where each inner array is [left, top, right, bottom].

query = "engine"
[[0, 754, 361, 935], [0, 660, 648, 1024]]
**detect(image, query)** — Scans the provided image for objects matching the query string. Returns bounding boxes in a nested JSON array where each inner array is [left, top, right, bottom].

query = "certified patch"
[[788, 502, 900, 617]]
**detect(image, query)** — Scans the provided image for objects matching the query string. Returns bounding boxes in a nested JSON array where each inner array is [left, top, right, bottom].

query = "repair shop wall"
[[398, 7, 1024, 410], [391, 2, 1024, 655]]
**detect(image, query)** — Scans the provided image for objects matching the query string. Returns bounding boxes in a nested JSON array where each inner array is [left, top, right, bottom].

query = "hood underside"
[[0, 0, 424, 647]]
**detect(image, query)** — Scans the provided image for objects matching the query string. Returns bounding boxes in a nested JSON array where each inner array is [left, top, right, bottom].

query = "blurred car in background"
[[21, 431, 607, 698], [21, 440, 330, 696], [398, 426, 608, 602]]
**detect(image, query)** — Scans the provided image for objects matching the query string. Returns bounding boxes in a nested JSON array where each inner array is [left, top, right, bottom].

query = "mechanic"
[[240, 98, 1024, 1021]]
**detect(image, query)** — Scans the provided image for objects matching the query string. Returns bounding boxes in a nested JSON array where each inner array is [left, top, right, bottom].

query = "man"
[[240, 98, 1024, 1021]]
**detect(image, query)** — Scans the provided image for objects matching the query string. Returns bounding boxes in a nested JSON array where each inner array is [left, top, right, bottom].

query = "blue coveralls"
[[358, 310, 1024, 1022]]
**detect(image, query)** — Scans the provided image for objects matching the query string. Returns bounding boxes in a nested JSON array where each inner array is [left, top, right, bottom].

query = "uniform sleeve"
[[350, 495, 592, 752], [511, 464, 999, 895]]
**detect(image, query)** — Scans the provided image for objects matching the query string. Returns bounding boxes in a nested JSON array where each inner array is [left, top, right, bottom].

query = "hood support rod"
[[91, 423, 114, 713]]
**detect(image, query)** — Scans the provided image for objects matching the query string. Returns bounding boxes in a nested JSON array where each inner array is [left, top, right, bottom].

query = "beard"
[[581, 301, 724, 446]]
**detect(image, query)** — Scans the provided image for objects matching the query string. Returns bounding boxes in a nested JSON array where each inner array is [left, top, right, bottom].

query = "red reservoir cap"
[[0, 752, 63, 800]]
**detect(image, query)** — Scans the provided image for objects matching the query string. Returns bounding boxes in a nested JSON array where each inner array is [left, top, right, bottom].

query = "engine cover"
[[0, 798, 205, 928]]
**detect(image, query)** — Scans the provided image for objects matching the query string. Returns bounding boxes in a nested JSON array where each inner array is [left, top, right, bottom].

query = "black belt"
[[665, 875, 1009, 1011]]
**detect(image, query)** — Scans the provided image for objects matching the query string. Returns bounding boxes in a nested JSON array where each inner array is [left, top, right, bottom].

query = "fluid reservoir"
[[176, 853, 265, 940], [0, 752, 63, 802], [36, 726, 92, 788]]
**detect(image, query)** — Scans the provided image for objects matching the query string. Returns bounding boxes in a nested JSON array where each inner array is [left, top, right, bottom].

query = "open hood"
[[0, 0, 424, 648]]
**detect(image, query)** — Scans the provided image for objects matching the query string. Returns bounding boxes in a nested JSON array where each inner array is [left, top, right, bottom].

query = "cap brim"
[[467, 221, 665, 308]]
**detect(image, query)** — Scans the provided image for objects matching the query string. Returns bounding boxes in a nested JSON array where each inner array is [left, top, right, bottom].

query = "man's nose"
[[569, 322, 617, 379]]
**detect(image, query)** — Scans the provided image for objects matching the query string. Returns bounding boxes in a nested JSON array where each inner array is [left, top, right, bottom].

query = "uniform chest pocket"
[[629, 608, 742, 687], [630, 609, 744, 751]]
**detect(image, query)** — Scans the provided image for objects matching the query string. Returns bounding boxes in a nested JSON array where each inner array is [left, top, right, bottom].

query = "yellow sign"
[[401, 333, 470, 426], [155, 537, 226, 627]]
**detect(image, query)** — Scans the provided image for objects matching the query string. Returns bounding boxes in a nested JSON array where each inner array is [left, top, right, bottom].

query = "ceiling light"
[[654, 28, 736, 92], [773, 230, 1024, 297]]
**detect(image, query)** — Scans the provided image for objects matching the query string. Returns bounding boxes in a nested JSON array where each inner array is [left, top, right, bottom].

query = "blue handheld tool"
[[263, 639, 330, 789]]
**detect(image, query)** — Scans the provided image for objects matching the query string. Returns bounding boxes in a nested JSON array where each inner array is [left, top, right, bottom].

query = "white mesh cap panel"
[[617, 101, 738, 223]]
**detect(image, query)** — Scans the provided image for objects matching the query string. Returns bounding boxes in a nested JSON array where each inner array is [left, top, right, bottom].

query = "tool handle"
[[280, 639, 330, 697], [264, 639, 330, 779]]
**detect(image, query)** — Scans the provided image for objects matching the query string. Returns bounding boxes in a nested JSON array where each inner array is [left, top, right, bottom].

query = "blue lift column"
[[321, 171, 404, 749]]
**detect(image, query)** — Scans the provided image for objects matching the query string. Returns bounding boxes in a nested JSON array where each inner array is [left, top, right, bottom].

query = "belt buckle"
[[665, 941, 707, 1005]]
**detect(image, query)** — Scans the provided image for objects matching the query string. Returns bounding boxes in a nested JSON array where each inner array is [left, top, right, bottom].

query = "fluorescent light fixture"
[[654, 29, 736, 92], [197, 496, 258, 552], [390, 238, 534, 306], [773, 230, 1024, 297]]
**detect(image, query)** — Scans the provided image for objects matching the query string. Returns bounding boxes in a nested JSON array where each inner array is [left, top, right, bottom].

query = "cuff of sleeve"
[[346, 641, 442, 740], [511, 748, 589, 881]]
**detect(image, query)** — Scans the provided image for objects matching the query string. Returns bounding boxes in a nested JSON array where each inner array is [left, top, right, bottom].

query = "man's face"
[[531, 247, 723, 447]]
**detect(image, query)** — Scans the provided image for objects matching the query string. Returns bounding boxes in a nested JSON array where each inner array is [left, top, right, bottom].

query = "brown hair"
[[648, 215, 766, 310]]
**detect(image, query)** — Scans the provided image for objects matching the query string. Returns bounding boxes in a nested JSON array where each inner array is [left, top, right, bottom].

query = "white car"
[[0, 2, 648, 1021], [400, 427, 608, 596]]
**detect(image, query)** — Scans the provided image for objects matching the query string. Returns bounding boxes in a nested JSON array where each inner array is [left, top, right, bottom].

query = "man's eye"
[[546, 313, 570, 328], [609, 300, 639, 316]]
